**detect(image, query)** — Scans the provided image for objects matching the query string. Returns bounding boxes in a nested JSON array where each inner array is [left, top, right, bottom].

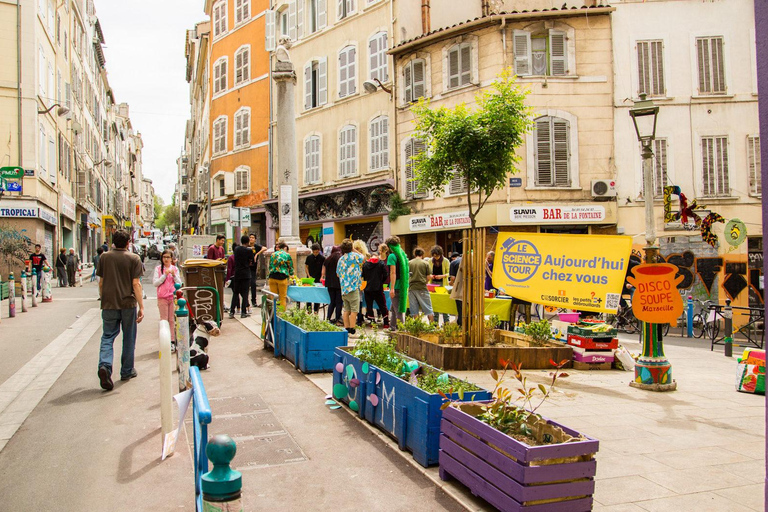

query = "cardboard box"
[[572, 347, 615, 364], [567, 334, 618, 350]]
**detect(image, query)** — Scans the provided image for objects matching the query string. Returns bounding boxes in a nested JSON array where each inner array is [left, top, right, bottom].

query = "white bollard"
[[20, 271, 27, 313], [31, 269, 38, 308], [159, 320, 174, 437], [176, 298, 191, 392]]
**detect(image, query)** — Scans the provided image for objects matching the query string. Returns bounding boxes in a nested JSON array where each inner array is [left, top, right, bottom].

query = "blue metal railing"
[[191, 367, 212, 511]]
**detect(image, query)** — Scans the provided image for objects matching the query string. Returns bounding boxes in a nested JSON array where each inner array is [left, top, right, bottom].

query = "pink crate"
[[572, 347, 615, 364]]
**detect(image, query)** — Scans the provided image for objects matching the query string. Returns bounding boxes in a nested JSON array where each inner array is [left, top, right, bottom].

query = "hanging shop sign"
[[0, 167, 24, 179], [0, 200, 38, 218], [88, 211, 101, 227], [409, 211, 471, 232], [38, 205, 57, 226], [60, 193, 76, 221], [627, 263, 685, 324], [509, 205, 606, 224], [492, 233, 633, 313]]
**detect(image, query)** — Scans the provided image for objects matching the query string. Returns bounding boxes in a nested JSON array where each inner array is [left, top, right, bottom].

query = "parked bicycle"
[[608, 299, 671, 337], [690, 299, 720, 340]]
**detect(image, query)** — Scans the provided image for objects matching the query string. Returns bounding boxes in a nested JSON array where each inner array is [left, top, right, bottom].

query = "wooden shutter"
[[696, 37, 726, 94], [403, 61, 413, 102], [405, 139, 415, 198], [716, 136, 729, 195], [317, 0, 327, 29], [242, 48, 250, 82], [318, 57, 328, 105], [748, 136, 761, 195], [339, 128, 347, 177], [711, 37, 725, 93], [369, 36, 378, 81], [338, 0, 344, 19], [448, 47, 459, 88], [413, 139, 426, 198], [289, 0, 297, 40], [549, 31, 567, 76], [305, 138, 312, 183], [449, 169, 467, 195], [297, 0, 304, 38], [460, 44, 471, 85], [236, 0, 243, 24], [265, 10, 276, 51], [380, 116, 389, 168], [235, 51, 243, 84], [652, 139, 667, 197], [234, 114, 242, 147], [513, 30, 532, 76], [552, 118, 569, 186], [379, 33, 388, 81], [241, 110, 250, 145], [637, 41, 650, 96], [651, 41, 664, 96], [412, 59, 425, 100], [535, 118, 552, 186], [349, 47, 356, 94], [339, 49, 348, 97], [304, 63, 312, 109], [702, 137, 715, 195], [370, 119, 379, 170]]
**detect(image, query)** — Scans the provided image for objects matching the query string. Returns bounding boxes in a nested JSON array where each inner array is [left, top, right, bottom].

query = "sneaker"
[[229, 312, 236, 319], [121, 369, 138, 381], [241, 312, 251, 318], [98, 366, 113, 391]]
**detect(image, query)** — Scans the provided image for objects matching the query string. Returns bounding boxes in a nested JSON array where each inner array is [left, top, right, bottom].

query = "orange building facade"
[[204, 0, 270, 244]]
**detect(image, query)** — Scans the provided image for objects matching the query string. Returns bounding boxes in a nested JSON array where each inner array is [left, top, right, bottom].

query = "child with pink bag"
[[153, 249, 182, 344]]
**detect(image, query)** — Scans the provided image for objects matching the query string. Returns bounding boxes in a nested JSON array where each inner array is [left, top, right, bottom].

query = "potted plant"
[[485, 315, 501, 344], [522, 318, 553, 347], [439, 360, 599, 510], [332, 335, 491, 467], [439, 322, 463, 345], [397, 315, 440, 344], [274, 308, 348, 372]]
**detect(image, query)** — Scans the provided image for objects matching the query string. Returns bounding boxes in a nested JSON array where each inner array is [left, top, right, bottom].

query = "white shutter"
[[305, 138, 312, 183], [403, 61, 413, 102], [405, 139, 415, 198], [242, 48, 250, 81], [553, 118, 569, 186], [748, 136, 761, 195], [448, 47, 459, 88], [241, 111, 250, 146], [318, 57, 328, 105], [449, 169, 467, 195], [304, 62, 312, 109], [289, 0, 297, 41], [652, 139, 668, 197], [535, 118, 552, 186], [265, 10, 276, 51], [235, 113, 242, 147], [339, 128, 347, 177], [339, 49, 348, 97], [380, 116, 389, 168], [338, 0, 344, 19], [369, 36, 378, 80], [224, 172, 235, 195], [347, 0, 354, 15], [460, 44, 471, 85], [549, 30, 567, 76], [317, 0, 327, 29], [348, 47, 356, 94], [513, 30, 532, 76], [412, 59, 425, 100], [651, 40, 664, 96], [235, 50, 243, 84], [297, 0, 304, 38], [637, 41, 650, 96], [370, 120, 379, 170]]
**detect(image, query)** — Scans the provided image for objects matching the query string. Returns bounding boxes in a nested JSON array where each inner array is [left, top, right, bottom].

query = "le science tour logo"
[[500, 238, 542, 283]]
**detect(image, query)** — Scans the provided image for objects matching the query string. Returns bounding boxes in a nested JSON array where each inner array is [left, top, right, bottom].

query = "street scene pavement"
[[0, 260, 761, 511]]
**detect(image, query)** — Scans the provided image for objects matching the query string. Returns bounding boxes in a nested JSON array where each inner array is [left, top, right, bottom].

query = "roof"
[[389, 5, 613, 55]]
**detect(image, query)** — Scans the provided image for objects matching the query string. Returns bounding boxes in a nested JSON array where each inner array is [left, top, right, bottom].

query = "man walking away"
[[386, 236, 409, 331], [29, 244, 47, 294], [66, 248, 79, 287], [304, 243, 325, 313], [226, 242, 240, 316], [231, 236, 255, 319], [96, 230, 145, 391], [408, 248, 434, 323], [56, 248, 68, 287], [336, 239, 364, 335], [428, 245, 450, 324], [207, 235, 226, 260], [248, 234, 266, 308], [362, 248, 389, 328]]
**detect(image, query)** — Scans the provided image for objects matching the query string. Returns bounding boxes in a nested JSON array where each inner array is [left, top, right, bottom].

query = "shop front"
[[210, 203, 233, 252], [102, 215, 118, 247], [59, 193, 76, 251], [0, 198, 58, 261]]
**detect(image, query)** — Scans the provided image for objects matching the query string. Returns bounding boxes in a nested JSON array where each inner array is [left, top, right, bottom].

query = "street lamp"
[[628, 94, 676, 391], [37, 103, 70, 116], [363, 78, 393, 97]]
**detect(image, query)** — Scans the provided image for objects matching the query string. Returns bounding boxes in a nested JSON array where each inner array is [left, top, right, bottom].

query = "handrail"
[[190, 366, 212, 511]]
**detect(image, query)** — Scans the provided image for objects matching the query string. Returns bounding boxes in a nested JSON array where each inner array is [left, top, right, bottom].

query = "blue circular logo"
[[501, 238, 541, 283]]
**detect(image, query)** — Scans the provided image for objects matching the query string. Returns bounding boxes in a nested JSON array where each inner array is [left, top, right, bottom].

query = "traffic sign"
[[0, 167, 23, 179]]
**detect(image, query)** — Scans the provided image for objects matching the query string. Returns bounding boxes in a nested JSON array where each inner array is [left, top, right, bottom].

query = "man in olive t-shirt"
[[95, 230, 145, 391]]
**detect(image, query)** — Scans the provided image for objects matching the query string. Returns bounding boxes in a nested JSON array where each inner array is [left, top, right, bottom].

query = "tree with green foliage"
[[153, 196, 164, 224], [411, 69, 532, 229]]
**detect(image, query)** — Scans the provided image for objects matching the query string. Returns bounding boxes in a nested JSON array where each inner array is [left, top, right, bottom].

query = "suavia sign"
[[410, 211, 471, 232], [509, 205, 606, 224]]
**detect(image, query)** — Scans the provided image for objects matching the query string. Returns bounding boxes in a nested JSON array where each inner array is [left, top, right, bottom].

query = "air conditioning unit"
[[591, 179, 617, 199]]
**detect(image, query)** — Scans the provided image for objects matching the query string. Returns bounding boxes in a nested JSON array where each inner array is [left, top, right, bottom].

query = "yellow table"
[[429, 292, 512, 321]]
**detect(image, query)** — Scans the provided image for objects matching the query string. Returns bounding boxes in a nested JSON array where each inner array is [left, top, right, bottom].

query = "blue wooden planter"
[[332, 347, 491, 467], [274, 316, 348, 373]]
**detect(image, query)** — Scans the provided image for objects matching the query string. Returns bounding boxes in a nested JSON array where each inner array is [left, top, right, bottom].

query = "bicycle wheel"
[[692, 313, 706, 338], [705, 319, 720, 340], [661, 323, 671, 337], [625, 314, 640, 334]]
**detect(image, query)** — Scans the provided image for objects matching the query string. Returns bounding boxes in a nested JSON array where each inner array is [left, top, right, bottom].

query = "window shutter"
[[449, 169, 467, 195], [297, 0, 304, 38], [266, 10, 276, 51], [651, 41, 664, 96], [403, 61, 413, 102], [405, 139, 415, 198], [304, 63, 312, 109], [637, 41, 650, 96], [549, 30, 567, 76], [513, 30, 532, 76], [225, 172, 235, 195], [235, 51, 243, 84], [711, 37, 725, 93], [305, 138, 312, 183], [413, 139, 426, 198], [346, 0, 354, 16], [369, 36, 378, 80], [349, 47, 356, 94], [242, 49, 250, 81], [535, 118, 552, 186], [317, 0, 327, 29], [412, 59, 425, 100], [289, 0, 297, 41], [339, 128, 347, 177], [552, 118, 569, 186], [242, 111, 250, 145], [460, 44, 471, 85], [350, 126, 357, 175], [448, 48, 459, 88], [381, 117, 389, 168], [234, 114, 241, 147], [338, 0, 344, 19], [370, 120, 378, 170], [748, 136, 761, 195], [339, 50, 348, 97], [235, 0, 243, 23], [697, 38, 711, 94], [716, 136, 729, 195], [318, 57, 328, 105], [653, 139, 668, 197]]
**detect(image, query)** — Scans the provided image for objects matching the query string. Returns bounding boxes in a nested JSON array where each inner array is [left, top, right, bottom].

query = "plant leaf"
[[549, 358, 557, 367], [457, 389, 465, 400], [441, 402, 451, 410], [490, 369, 498, 381], [559, 372, 569, 378], [538, 384, 547, 394]]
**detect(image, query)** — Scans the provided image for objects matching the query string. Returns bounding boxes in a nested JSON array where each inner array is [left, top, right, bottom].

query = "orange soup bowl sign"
[[627, 263, 684, 324]]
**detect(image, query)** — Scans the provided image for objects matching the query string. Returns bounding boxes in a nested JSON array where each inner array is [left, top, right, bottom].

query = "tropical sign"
[[492, 233, 634, 313]]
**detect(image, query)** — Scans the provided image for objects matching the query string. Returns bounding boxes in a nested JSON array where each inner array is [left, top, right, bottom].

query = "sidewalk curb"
[[235, 316, 484, 512]]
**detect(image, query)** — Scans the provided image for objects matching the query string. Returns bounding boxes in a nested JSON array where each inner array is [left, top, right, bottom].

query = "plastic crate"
[[567, 335, 619, 350]]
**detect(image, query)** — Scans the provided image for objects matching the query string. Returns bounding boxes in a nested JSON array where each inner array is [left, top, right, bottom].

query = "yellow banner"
[[492, 233, 634, 313]]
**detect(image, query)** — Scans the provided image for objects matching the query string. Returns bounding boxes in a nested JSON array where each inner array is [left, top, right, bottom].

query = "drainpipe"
[[17, 0, 22, 168], [421, 0, 430, 35]]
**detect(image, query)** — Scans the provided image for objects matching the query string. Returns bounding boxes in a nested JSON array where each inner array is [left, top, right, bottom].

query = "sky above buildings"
[[97, 0, 203, 205]]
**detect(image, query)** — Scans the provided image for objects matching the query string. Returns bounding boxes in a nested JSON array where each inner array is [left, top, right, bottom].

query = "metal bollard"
[[41, 267, 52, 302], [687, 296, 693, 338], [31, 269, 38, 307], [202, 435, 243, 512], [723, 298, 733, 358], [176, 298, 191, 392], [158, 320, 174, 437], [20, 271, 27, 313], [8, 272, 15, 318], [174, 283, 183, 348]]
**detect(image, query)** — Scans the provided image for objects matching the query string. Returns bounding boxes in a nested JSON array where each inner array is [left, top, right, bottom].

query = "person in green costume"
[[386, 236, 409, 331]]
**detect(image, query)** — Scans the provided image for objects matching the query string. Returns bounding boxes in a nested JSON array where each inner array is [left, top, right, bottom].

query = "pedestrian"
[[267, 241, 294, 312], [168, 242, 180, 265], [153, 249, 182, 348], [352, 240, 370, 325], [485, 251, 496, 292], [428, 245, 451, 324], [29, 244, 47, 294], [225, 242, 239, 316], [336, 239, 365, 336], [386, 236, 409, 331], [230, 237, 257, 319], [304, 243, 325, 313], [322, 246, 343, 325], [207, 235, 226, 260], [248, 234, 266, 308], [362, 247, 389, 328], [450, 257, 464, 326], [92, 247, 103, 282], [101, 242, 109, 253], [56, 248, 68, 287], [66, 248, 79, 287], [449, 252, 462, 325], [408, 247, 434, 323], [96, 230, 145, 391]]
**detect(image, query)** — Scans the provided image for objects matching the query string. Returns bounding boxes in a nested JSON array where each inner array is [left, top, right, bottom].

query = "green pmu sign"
[[0, 167, 24, 179]]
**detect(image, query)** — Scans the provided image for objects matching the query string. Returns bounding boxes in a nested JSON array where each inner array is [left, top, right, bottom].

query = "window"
[[339, 125, 357, 177], [448, 169, 468, 195], [234, 108, 250, 148], [234, 46, 250, 86], [748, 136, 761, 196], [218, 176, 226, 197], [305, 135, 321, 184], [637, 40, 665, 97], [403, 59, 426, 103], [235, 166, 250, 194], [213, 117, 227, 155], [279, 8, 289, 37], [696, 36, 726, 94], [404, 138, 427, 199], [369, 32, 388, 82], [447, 43, 471, 89], [49, 137, 56, 184], [39, 47, 46, 97], [513, 30, 567, 76], [308, 0, 327, 34], [701, 136, 729, 196], [39, 125, 47, 177], [213, 57, 227, 95], [338, 0, 354, 20], [213, 1, 227, 38], [534, 116, 570, 187], [649, 138, 668, 197], [304, 58, 327, 110], [369, 116, 388, 171], [235, 0, 250, 25], [338, 45, 356, 98]]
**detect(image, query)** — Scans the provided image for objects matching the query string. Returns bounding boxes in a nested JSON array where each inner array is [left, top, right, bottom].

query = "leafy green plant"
[[485, 315, 500, 330], [397, 315, 438, 338], [522, 318, 552, 346], [387, 192, 412, 222], [439, 322, 463, 344], [279, 308, 342, 332]]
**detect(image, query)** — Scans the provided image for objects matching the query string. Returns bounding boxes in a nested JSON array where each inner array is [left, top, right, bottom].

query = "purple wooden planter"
[[440, 404, 599, 512]]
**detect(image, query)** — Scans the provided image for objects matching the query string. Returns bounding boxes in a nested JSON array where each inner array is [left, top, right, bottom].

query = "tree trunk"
[[461, 227, 486, 347]]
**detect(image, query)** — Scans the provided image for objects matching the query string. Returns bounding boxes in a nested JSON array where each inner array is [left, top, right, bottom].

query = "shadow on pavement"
[[117, 427, 162, 484], [49, 387, 105, 405]]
